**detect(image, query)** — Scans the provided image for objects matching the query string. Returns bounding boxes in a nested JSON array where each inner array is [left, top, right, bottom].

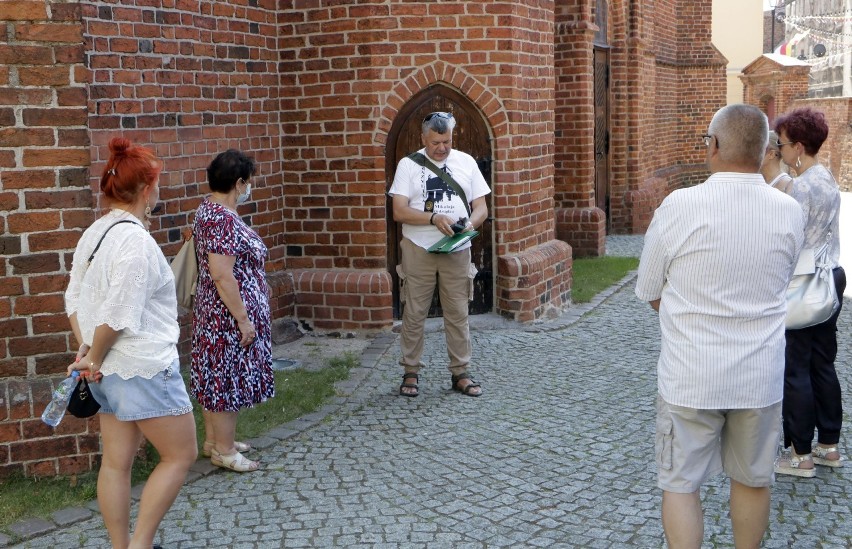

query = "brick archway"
[[384, 84, 495, 318], [374, 61, 508, 147]]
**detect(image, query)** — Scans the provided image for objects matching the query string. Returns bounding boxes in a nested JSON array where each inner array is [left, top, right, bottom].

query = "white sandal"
[[210, 449, 259, 472], [202, 440, 251, 458], [775, 451, 815, 478], [813, 445, 845, 467]]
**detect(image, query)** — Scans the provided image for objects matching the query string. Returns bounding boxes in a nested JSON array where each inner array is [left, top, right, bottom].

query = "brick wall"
[[763, 9, 785, 53], [609, 0, 725, 235], [789, 98, 852, 192], [741, 56, 810, 123], [740, 57, 852, 191], [0, 0, 290, 478], [0, 0, 101, 477], [280, 0, 573, 324], [1, 0, 727, 477]]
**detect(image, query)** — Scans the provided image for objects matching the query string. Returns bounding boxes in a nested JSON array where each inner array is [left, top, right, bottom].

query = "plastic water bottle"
[[41, 371, 80, 428]]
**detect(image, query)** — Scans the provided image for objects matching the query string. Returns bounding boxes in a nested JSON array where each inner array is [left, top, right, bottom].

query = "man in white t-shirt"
[[635, 104, 805, 548], [388, 112, 490, 398]]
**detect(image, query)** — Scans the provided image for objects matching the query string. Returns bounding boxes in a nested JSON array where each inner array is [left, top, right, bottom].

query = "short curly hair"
[[206, 149, 257, 193], [773, 107, 829, 156]]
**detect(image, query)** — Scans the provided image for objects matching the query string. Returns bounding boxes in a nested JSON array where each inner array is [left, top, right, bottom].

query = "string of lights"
[[783, 18, 852, 43]]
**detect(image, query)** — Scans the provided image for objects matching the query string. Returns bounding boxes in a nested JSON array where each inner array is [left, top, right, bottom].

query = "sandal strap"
[[212, 449, 259, 472], [451, 372, 472, 383], [461, 382, 481, 394], [790, 453, 813, 467], [402, 373, 419, 381]]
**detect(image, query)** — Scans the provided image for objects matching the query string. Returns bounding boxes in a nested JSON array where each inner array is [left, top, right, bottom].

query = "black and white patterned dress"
[[190, 199, 274, 412]]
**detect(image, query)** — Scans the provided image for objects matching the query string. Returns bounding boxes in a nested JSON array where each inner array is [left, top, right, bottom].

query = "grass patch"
[[0, 443, 158, 532], [572, 256, 639, 303], [0, 351, 359, 534], [190, 351, 361, 446]]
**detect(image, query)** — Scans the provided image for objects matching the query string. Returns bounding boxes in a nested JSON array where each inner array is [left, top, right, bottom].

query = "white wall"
[[712, 0, 765, 104]]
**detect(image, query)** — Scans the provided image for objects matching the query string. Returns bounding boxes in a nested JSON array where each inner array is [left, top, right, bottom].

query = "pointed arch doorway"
[[385, 85, 494, 319]]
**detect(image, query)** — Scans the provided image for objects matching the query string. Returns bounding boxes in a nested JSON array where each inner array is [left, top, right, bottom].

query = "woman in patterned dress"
[[773, 108, 846, 477], [190, 149, 274, 472]]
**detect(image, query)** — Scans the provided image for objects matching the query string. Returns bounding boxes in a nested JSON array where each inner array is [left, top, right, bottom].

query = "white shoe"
[[812, 445, 845, 467], [775, 451, 816, 478]]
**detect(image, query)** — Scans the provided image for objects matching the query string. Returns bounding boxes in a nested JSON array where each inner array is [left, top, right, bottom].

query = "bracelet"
[[429, 213, 436, 225]]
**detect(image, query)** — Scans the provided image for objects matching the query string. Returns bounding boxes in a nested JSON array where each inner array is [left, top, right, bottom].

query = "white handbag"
[[785, 236, 838, 330]]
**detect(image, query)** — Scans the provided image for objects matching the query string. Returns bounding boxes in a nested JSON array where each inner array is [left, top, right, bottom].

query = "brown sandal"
[[399, 373, 419, 397], [451, 373, 482, 397]]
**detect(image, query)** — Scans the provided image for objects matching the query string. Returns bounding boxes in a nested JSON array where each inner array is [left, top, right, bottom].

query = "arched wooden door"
[[385, 85, 493, 319]]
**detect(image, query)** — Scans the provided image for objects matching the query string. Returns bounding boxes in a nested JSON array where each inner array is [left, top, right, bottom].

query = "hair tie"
[[107, 168, 116, 176]]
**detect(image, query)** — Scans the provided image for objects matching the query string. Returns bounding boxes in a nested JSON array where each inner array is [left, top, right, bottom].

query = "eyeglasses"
[[775, 140, 795, 148], [424, 112, 454, 122], [701, 134, 719, 147]]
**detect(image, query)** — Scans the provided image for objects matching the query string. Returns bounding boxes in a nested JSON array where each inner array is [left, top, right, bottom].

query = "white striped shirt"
[[635, 172, 805, 409]]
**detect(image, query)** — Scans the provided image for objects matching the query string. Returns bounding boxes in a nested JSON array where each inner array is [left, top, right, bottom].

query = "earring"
[[145, 205, 152, 218], [796, 156, 801, 169]]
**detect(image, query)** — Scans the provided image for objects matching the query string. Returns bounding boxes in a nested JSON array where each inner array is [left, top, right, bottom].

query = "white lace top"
[[65, 209, 180, 379], [791, 163, 841, 267]]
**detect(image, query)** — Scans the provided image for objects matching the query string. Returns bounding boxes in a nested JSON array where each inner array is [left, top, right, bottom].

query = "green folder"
[[427, 230, 479, 254]]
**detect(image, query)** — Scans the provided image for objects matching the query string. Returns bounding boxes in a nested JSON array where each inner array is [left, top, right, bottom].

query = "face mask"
[[237, 182, 251, 205]]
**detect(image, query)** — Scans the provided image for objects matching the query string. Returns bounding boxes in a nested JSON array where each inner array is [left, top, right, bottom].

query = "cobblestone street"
[[9, 235, 852, 548]]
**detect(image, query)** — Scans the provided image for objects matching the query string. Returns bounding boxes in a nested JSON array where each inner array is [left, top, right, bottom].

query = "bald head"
[[707, 104, 768, 172]]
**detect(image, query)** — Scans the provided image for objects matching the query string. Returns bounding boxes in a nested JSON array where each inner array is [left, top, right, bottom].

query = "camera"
[[450, 217, 468, 234]]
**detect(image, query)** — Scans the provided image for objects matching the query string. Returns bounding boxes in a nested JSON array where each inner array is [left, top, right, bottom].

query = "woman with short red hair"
[[65, 137, 197, 548]]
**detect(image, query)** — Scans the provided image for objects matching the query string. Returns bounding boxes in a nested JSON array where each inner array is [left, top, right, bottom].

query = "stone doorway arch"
[[385, 84, 494, 319]]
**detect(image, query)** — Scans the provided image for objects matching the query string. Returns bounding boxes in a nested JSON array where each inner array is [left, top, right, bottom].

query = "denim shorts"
[[88, 359, 193, 421]]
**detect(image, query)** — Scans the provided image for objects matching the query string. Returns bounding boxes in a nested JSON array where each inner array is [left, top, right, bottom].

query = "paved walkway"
[[9, 236, 852, 548]]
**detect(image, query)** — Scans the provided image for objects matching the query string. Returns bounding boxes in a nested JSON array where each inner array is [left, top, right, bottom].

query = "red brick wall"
[[1, 0, 291, 478], [1, 0, 727, 476], [739, 59, 852, 190], [789, 98, 852, 193], [741, 58, 810, 124], [0, 0, 99, 477], [613, 0, 726, 234], [280, 0, 572, 323]]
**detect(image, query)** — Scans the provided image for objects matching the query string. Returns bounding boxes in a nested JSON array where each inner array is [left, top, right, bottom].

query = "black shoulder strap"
[[407, 152, 472, 216], [87, 220, 140, 263]]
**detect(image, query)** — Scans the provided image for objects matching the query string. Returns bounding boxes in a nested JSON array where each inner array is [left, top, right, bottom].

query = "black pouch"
[[67, 376, 101, 418]]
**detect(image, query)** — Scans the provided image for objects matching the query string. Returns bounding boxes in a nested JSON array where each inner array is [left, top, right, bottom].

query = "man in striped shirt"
[[636, 104, 805, 549]]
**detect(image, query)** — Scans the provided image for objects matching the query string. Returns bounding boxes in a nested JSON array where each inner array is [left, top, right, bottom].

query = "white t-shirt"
[[388, 148, 490, 250], [65, 209, 180, 380], [635, 172, 805, 409]]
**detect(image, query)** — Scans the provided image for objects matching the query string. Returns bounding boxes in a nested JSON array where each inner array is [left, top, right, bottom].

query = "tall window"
[[594, 0, 608, 45]]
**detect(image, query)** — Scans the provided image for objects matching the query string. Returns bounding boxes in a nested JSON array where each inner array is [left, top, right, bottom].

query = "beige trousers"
[[398, 238, 474, 376]]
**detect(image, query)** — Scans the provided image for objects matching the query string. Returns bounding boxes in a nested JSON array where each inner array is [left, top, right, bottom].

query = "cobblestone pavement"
[[10, 236, 852, 548]]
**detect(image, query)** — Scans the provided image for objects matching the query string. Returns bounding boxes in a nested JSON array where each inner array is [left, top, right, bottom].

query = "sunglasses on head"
[[424, 112, 454, 122]]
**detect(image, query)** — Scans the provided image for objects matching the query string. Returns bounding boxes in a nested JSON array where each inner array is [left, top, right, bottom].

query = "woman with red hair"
[[65, 137, 197, 548], [773, 108, 846, 478]]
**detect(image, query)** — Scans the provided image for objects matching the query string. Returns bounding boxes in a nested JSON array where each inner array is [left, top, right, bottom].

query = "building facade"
[[712, 0, 764, 104], [778, 0, 852, 97], [0, 0, 724, 477]]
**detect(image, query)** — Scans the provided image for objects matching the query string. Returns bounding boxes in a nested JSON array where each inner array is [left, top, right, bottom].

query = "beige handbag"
[[171, 235, 198, 310]]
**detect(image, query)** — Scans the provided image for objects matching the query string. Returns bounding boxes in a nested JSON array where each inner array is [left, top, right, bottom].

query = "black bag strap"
[[87, 220, 140, 263], [407, 152, 472, 216]]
